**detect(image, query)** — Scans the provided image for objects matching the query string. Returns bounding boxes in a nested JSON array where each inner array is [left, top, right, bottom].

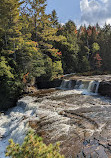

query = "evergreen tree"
[[6, 131, 64, 158], [0, 0, 24, 110], [26, 0, 65, 79], [27, 0, 47, 42], [50, 10, 59, 28], [55, 20, 79, 73], [0, 0, 23, 55]]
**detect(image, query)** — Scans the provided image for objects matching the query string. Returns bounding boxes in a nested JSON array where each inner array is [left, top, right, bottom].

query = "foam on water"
[[0, 96, 39, 158], [58, 79, 100, 96], [0, 83, 111, 157]]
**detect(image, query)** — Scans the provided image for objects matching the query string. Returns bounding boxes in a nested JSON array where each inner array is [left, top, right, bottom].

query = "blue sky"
[[46, 0, 81, 24], [46, 0, 111, 26]]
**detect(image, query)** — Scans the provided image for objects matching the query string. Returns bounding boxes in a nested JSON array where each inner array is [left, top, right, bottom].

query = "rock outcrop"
[[1, 89, 111, 157], [98, 81, 111, 97], [37, 79, 62, 89]]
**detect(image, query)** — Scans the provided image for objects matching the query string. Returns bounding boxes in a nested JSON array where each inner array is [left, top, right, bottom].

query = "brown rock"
[[28, 118, 40, 129]]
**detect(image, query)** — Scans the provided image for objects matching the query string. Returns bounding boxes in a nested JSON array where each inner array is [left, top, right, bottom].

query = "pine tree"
[[6, 131, 64, 158], [26, 0, 65, 79], [0, 0, 23, 55], [27, 0, 47, 42], [50, 10, 59, 28], [0, 0, 24, 110], [55, 20, 79, 73]]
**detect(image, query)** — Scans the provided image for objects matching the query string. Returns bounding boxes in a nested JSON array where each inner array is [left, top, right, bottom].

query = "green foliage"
[[50, 10, 59, 28], [16, 41, 46, 78], [0, 0, 23, 51], [81, 56, 90, 72], [0, 0, 65, 110], [92, 43, 100, 53], [52, 61, 63, 79], [0, 56, 14, 79], [6, 131, 64, 158], [43, 56, 53, 80], [56, 20, 79, 74], [1, 0, 111, 110]]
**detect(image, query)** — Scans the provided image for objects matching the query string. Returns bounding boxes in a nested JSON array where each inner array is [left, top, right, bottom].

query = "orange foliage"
[[56, 51, 62, 56], [75, 29, 77, 34], [23, 72, 29, 83], [94, 53, 102, 68], [87, 29, 92, 36]]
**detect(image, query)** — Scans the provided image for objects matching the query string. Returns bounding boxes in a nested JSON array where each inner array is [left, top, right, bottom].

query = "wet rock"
[[70, 80, 77, 89], [90, 152, 98, 158], [78, 138, 109, 158], [1, 89, 111, 157], [37, 79, 62, 89], [98, 81, 111, 97], [25, 86, 38, 94], [95, 146, 108, 158], [28, 118, 40, 129]]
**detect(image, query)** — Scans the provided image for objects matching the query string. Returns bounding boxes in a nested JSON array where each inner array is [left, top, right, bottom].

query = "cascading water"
[[88, 81, 100, 93], [59, 79, 100, 94], [60, 80, 76, 90], [60, 80, 69, 89], [1, 78, 111, 158], [74, 80, 82, 89]]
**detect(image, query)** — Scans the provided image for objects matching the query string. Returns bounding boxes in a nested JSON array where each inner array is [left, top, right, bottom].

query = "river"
[[1, 78, 111, 157]]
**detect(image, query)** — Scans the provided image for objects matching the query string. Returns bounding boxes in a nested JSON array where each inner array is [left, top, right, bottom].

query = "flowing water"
[[59, 79, 100, 95], [0, 79, 111, 157]]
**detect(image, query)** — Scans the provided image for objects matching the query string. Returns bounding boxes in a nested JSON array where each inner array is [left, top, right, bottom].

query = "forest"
[[0, 0, 111, 109]]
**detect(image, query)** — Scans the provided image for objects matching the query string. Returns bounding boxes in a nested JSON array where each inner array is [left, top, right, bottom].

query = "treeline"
[[58, 22, 111, 74], [0, 0, 111, 109]]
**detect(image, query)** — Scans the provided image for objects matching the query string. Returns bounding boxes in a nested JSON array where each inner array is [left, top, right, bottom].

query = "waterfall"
[[68, 80, 72, 89], [60, 80, 69, 89], [88, 81, 100, 93], [60, 80, 76, 90], [59, 79, 100, 94], [74, 80, 82, 89], [95, 82, 100, 93]]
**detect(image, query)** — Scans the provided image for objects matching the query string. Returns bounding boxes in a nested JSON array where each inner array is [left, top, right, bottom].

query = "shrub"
[[6, 131, 64, 158]]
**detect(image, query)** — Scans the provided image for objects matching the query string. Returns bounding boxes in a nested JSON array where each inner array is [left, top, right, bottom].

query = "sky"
[[46, 0, 111, 27]]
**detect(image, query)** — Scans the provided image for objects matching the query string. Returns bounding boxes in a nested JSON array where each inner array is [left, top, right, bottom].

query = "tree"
[[16, 41, 46, 80], [81, 56, 90, 72], [26, 0, 65, 79], [55, 20, 79, 74], [0, 56, 14, 79], [92, 43, 100, 54], [52, 61, 63, 79], [0, 0, 23, 57], [50, 10, 59, 28], [97, 23, 111, 71], [26, 0, 47, 42], [6, 131, 64, 158]]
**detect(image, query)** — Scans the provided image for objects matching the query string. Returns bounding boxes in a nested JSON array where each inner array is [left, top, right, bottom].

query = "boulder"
[[98, 81, 111, 97], [25, 86, 38, 94]]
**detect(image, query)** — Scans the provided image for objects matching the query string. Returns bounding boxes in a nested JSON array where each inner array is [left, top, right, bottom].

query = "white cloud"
[[60, 23, 65, 26], [80, 0, 111, 26], [101, 0, 108, 3]]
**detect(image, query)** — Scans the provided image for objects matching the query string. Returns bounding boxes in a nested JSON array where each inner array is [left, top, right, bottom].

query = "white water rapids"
[[60, 79, 100, 93], [1, 80, 111, 157]]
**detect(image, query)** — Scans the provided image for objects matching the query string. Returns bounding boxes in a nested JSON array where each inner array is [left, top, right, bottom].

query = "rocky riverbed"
[[65, 74, 111, 81], [1, 88, 111, 157]]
